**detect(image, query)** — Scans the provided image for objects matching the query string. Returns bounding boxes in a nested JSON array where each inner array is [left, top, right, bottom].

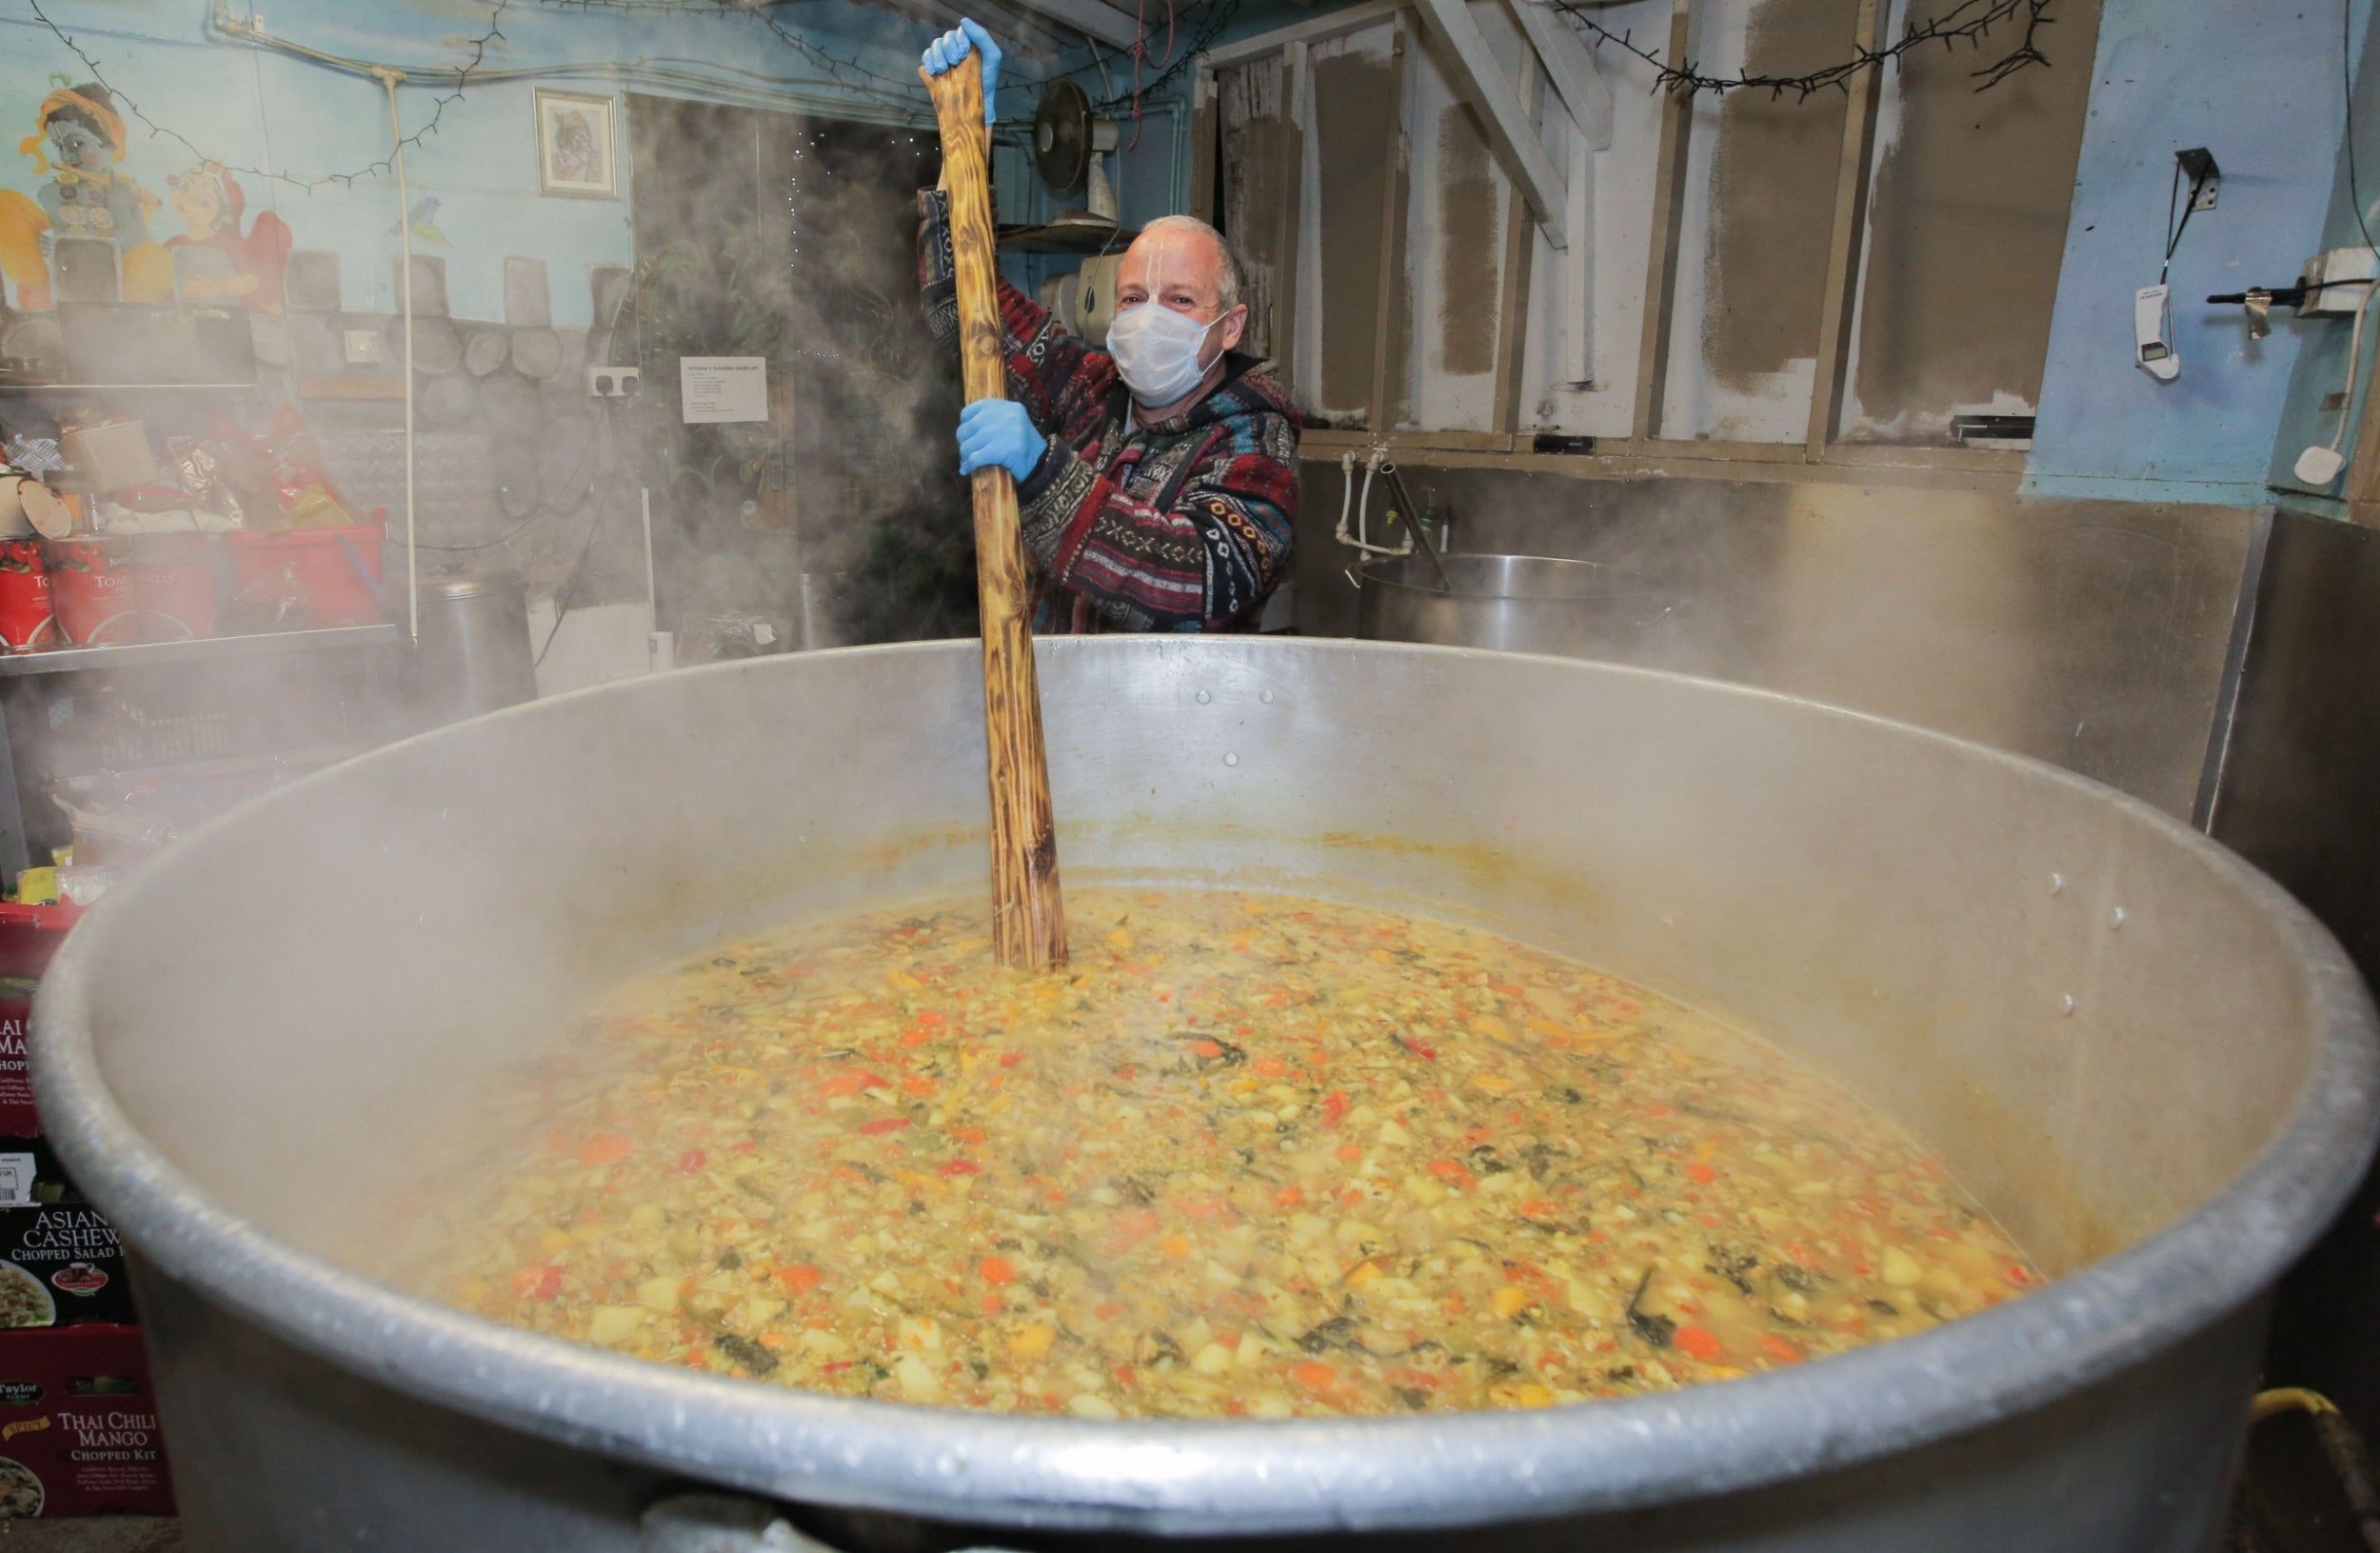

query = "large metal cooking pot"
[[1356, 551, 1668, 657], [32, 639, 2379, 1551]]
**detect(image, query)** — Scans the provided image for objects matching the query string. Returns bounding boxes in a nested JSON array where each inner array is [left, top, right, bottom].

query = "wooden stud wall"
[[1202, 0, 2051, 478]]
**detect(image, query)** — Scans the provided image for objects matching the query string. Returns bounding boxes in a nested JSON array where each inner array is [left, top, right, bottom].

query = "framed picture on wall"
[[535, 90, 617, 199]]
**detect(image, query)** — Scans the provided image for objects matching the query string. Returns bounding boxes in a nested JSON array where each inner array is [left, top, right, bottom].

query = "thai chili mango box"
[[0, 1324, 174, 1517], [0, 977, 34, 1138]]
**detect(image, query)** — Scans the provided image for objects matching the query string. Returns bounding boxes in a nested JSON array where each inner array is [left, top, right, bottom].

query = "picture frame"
[[535, 90, 617, 200]]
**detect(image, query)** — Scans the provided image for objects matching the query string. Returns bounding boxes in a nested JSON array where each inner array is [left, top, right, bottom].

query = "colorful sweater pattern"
[[919, 190, 1299, 633]]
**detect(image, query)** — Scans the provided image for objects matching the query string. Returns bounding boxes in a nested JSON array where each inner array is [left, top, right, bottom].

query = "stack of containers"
[[0, 915, 174, 1519], [0, 403, 386, 650]]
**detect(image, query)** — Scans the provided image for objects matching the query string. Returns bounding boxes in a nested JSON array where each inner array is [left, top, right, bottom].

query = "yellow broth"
[[424, 889, 2036, 1418]]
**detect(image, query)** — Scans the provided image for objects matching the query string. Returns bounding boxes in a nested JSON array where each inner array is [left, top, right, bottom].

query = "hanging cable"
[[2349, 0, 2379, 259], [374, 66, 421, 646], [2161, 156, 2214, 287]]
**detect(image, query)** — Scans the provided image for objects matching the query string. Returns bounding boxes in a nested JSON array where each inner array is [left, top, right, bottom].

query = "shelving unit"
[[0, 383, 258, 396], [0, 623, 398, 680], [0, 902, 81, 932], [0, 343, 417, 900], [0, 623, 404, 887], [996, 222, 1139, 253]]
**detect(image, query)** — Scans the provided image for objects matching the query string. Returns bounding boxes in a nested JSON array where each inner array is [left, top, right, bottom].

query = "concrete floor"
[[0, 1523, 178, 1551]]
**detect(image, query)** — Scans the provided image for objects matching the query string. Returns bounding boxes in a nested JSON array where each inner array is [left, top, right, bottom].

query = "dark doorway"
[[626, 94, 976, 649]]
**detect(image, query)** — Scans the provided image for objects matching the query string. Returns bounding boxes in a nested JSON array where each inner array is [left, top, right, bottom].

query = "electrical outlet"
[[587, 366, 641, 399], [343, 329, 383, 366], [2304, 247, 2380, 315]]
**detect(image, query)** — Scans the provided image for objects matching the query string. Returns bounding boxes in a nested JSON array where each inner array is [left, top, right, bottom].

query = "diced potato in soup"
[[422, 890, 2035, 1418]]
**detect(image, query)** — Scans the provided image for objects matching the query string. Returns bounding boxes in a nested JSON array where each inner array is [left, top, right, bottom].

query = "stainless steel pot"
[[1356, 551, 1668, 657], [31, 638, 2379, 1551], [401, 567, 537, 730]]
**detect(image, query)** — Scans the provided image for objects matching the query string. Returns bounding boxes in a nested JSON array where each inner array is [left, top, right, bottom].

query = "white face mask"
[[1105, 302, 1222, 408]]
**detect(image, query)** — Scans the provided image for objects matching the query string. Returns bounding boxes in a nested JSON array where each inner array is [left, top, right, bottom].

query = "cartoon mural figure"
[[167, 162, 291, 312], [0, 79, 174, 309]]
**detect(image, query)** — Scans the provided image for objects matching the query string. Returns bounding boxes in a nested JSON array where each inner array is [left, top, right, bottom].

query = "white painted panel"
[[1298, 22, 1400, 419], [1835, 0, 2042, 445], [1660, 0, 1818, 443], [1221, 0, 1671, 437], [1515, 0, 1669, 434], [1401, 0, 1544, 431]]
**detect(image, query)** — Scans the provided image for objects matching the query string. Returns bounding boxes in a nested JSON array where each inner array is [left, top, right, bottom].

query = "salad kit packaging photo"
[[0, 1324, 174, 1517]]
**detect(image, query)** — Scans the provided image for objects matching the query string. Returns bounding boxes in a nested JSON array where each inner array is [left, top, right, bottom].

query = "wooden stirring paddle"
[[922, 52, 1068, 973]]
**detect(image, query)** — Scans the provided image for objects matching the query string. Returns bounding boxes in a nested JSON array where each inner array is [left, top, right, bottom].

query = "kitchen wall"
[[1147, 0, 2372, 509], [0, 0, 953, 327], [2022, 0, 2370, 506], [2265, 0, 2380, 514], [0, 0, 1030, 687]]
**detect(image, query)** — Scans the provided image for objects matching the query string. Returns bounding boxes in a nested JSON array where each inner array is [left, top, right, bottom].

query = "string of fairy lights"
[[1549, 0, 2056, 99], [9, 0, 2063, 204], [10, 0, 943, 195], [20, 0, 516, 191]]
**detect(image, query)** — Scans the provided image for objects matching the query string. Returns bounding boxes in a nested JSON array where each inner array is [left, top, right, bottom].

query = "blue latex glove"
[[922, 19, 1002, 125], [957, 398, 1044, 482]]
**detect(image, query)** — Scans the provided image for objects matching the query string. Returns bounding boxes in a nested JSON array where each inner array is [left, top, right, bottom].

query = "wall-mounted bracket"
[[2177, 147, 2219, 211]]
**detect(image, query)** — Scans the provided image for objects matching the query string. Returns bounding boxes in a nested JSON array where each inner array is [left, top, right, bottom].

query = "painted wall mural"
[[0, 78, 290, 315], [0, 78, 176, 308]]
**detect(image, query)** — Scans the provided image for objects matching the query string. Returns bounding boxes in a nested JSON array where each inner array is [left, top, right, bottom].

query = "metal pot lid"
[[20, 482, 71, 540], [510, 328, 565, 381], [463, 328, 511, 378], [387, 314, 465, 375], [416, 375, 478, 429]]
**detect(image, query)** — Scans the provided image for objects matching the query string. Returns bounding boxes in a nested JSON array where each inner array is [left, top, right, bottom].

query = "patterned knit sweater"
[[919, 190, 1299, 633]]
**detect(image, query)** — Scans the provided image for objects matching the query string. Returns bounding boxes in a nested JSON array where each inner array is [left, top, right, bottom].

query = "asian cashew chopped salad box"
[[0, 1197, 134, 1328], [0, 1324, 174, 1517], [0, 1138, 135, 1328]]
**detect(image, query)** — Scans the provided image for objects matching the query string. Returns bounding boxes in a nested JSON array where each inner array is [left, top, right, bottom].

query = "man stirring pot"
[[920, 19, 1300, 633]]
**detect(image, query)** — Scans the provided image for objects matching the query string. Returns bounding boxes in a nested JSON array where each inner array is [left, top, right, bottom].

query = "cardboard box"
[[0, 1198, 132, 1328], [0, 1139, 81, 1209], [0, 1324, 174, 1517], [0, 978, 35, 1139], [55, 424, 157, 498]]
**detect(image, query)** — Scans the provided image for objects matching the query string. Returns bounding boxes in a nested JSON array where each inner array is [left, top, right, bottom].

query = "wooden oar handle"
[[922, 51, 1068, 973]]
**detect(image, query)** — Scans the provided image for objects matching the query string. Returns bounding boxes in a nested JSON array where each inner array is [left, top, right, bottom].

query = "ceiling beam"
[[1410, 0, 1568, 248], [1505, 0, 1611, 149], [1007, 0, 1144, 49], [1201, 0, 1401, 69], [966, 0, 1074, 61]]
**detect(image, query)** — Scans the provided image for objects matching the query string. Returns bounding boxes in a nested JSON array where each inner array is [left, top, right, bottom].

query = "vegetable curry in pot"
[[426, 888, 2036, 1418]]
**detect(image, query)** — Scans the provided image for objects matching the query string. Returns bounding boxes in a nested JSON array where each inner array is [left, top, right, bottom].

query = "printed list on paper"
[[679, 357, 770, 424]]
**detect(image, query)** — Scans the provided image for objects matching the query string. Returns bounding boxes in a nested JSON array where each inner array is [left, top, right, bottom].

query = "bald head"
[[1116, 214, 1251, 368], [1131, 215, 1243, 313]]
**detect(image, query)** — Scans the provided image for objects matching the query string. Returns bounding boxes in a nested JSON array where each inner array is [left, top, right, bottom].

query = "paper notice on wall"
[[679, 356, 769, 424]]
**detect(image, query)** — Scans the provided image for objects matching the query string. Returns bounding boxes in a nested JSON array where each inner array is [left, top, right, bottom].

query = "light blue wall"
[[2027, 0, 2374, 506], [2265, 0, 2380, 508], [0, 0, 948, 327]]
